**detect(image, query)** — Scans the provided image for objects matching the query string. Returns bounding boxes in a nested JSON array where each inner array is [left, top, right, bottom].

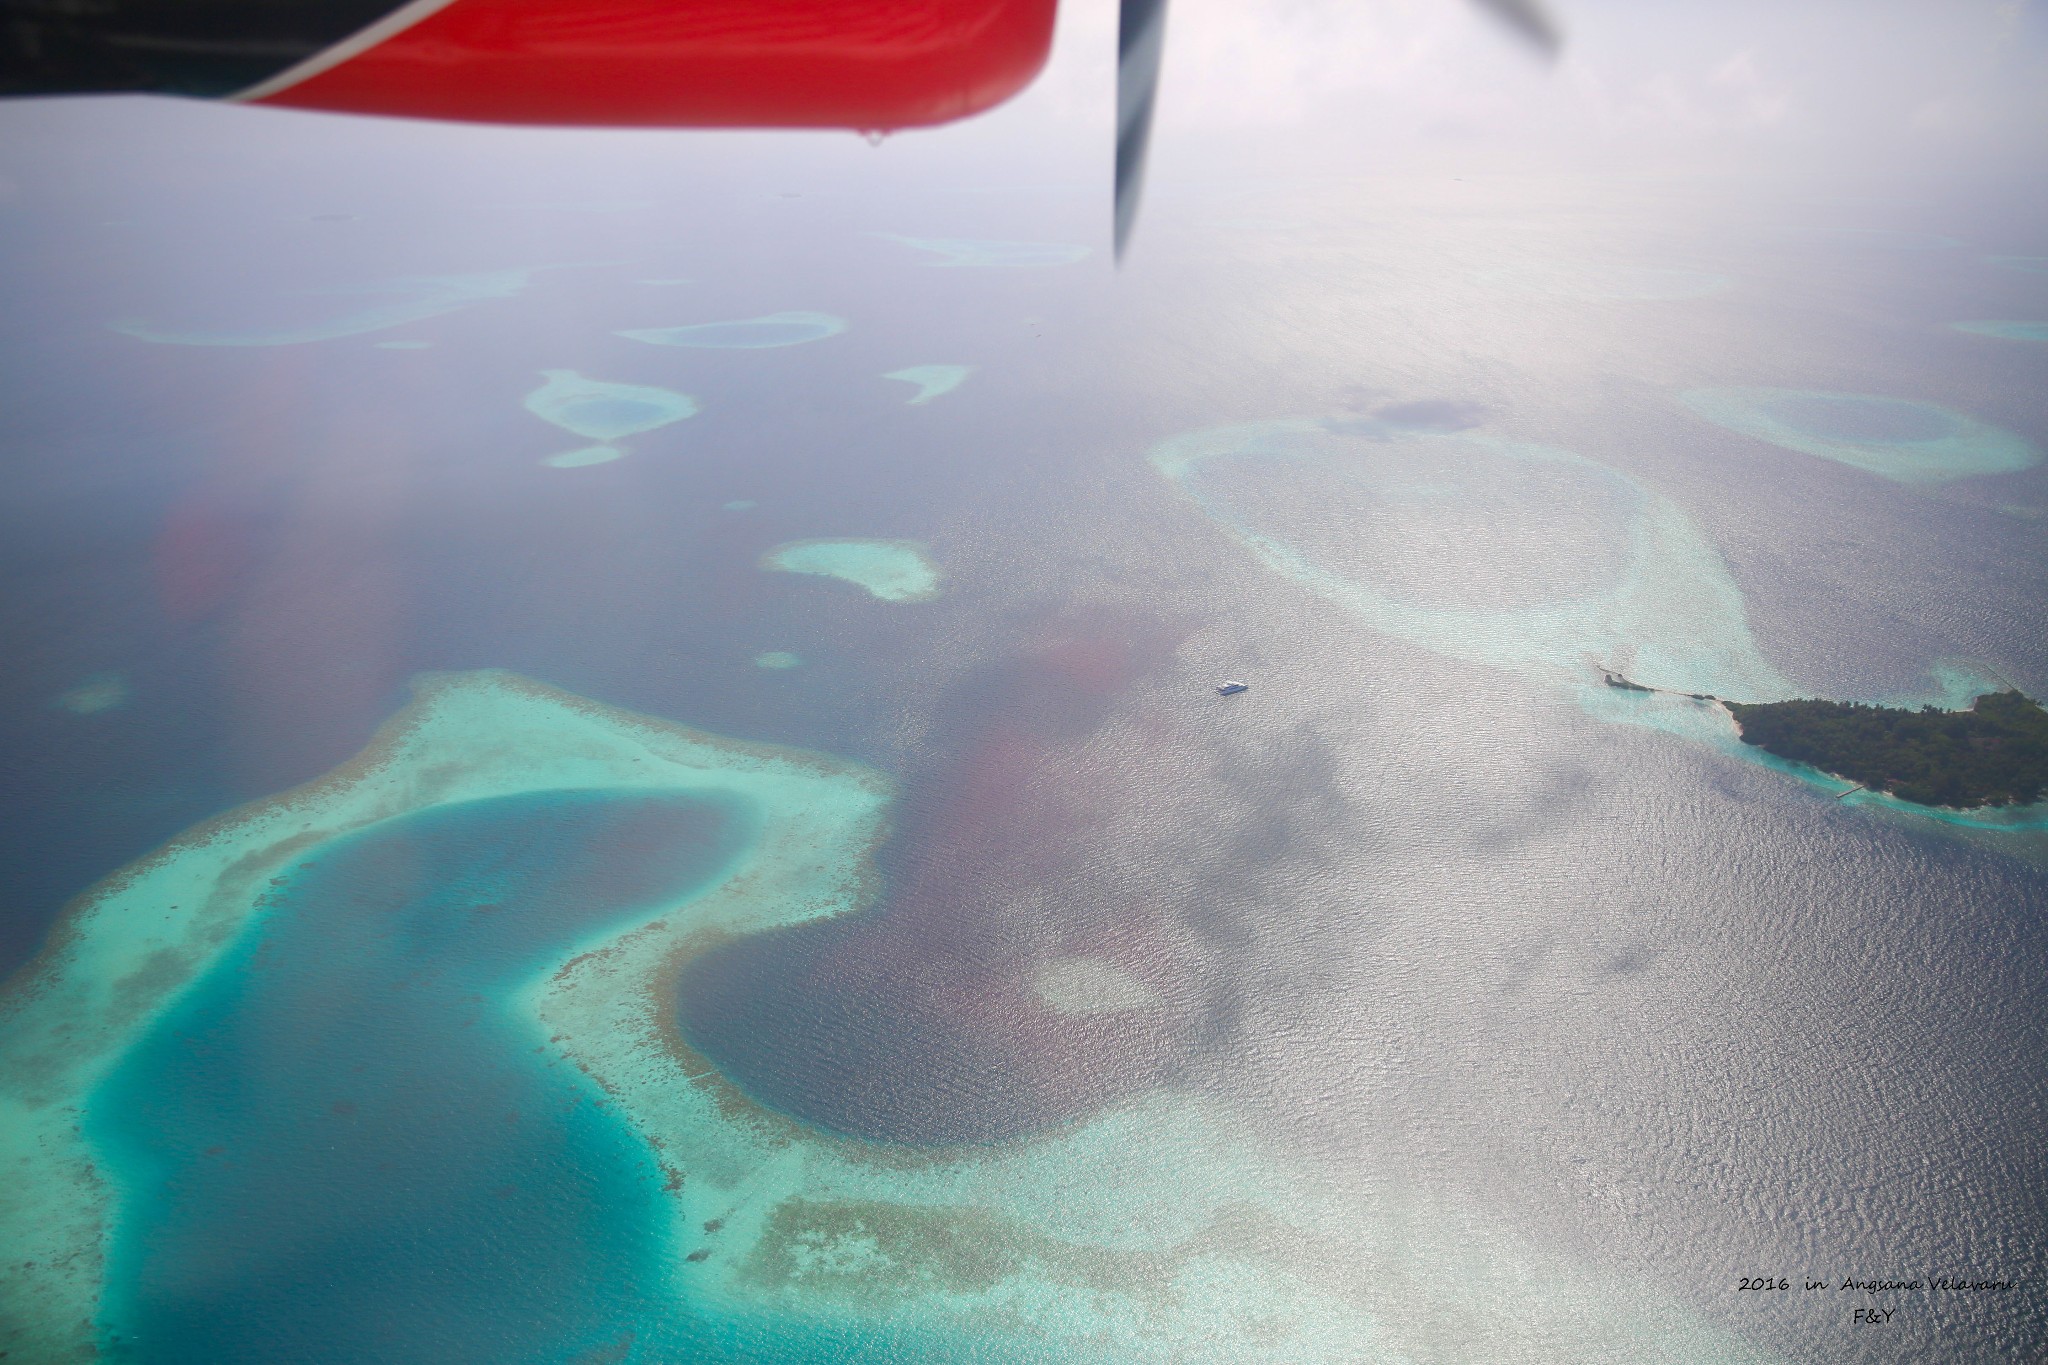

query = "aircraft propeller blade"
[[1114, 0, 1168, 260], [1468, 0, 1562, 58], [1113, 0, 1560, 259]]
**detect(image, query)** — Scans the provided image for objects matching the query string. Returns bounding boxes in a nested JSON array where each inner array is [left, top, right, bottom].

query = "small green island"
[[1725, 690, 2048, 809]]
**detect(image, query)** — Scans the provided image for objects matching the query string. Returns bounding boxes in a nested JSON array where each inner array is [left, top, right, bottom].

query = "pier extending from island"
[[1598, 667, 1717, 703]]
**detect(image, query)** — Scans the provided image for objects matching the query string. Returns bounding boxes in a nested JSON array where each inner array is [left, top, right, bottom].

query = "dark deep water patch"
[[86, 788, 747, 1365], [674, 611, 1208, 1147]]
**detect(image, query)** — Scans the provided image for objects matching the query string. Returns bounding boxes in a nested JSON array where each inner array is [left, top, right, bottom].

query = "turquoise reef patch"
[[1680, 387, 2038, 483], [616, 311, 845, 349], [524, 370, 698, 442], [763, 539, 943, 602], [1985, 255, 2048, 274], [883, 365, 973, 405], [753, 651, 802, 669], [881, 236, 1091, 268], [52, 671, 128, 715]]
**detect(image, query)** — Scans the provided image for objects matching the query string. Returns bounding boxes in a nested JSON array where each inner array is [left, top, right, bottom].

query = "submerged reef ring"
[[753, 651, 802, 669], [543, 446, 627, 468], [1151, 418, 1794, 743], [0, 672, 1791, 1362], [110, 268, 542, 346], [1986, 255, 2048, 274], [763, 538, 943, 602], [374, 339, 434, 349], [616, 311, 846, 349], [884, 364, 974, 405], [879, 235, 1091, 268], [524, 370, 699, 441], [1680, 388, 2039, 483], [1951, 320, 2048, 342]]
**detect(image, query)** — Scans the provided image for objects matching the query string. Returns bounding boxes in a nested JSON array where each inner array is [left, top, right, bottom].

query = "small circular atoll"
[[1680, 387, 2038, 483], [524, 371, 698, 441]]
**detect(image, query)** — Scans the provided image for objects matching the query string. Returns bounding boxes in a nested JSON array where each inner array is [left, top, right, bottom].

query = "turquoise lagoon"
[[617, 311, 846, 349], [1680, 388, 2039, 483], [91, 788, 743, 1363], [763, 539, 944, 602]]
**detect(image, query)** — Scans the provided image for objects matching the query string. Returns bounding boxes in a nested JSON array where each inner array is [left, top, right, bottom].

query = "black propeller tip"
[[1469, 0, 1563, 59], [1114, 0, 1168, 260]]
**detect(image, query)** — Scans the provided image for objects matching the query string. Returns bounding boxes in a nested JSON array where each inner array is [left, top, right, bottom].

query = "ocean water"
[[89, 790, 733, 1363], [0, 86, 2045, 1364]]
